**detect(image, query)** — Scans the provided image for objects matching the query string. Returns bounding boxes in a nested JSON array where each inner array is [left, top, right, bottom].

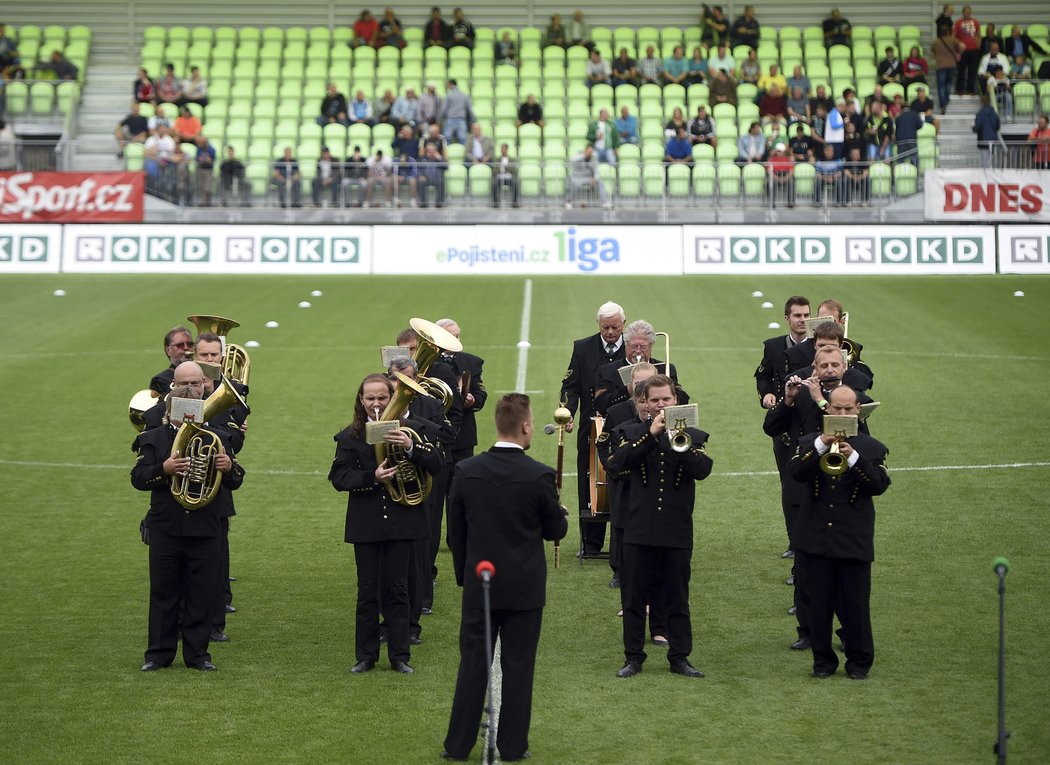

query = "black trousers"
[[444, 606, 543, 761], [771, 435, 795, 545], [212, 517, 231, 631], [609, 523, 623, 576], [408, 537, 430, 638], [622, 543, 691, 665], [795, 550, 874, 675], [428, 461, 453, 600], [353, 540, 412, 665], [617, 534, 668, 636], [146, 529, 221, 667], [575, 425, 607, 553]]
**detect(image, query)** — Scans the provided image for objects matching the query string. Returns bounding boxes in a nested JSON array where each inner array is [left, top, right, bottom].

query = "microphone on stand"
[[475, 559, 495, 583], [476, 559, 497, 765], [992, 556, 1011, 765]]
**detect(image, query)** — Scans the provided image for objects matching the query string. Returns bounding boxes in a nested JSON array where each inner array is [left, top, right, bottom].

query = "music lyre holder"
[[993, 557, 1010, 765]]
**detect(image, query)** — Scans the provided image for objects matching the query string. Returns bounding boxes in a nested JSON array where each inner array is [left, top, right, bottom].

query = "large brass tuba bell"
[[187, 314, 240, 337], [374, 371, 434, 506], [129, 389, 161, 432], [170, 377, 247, 510], [409, 318, 462, 413]]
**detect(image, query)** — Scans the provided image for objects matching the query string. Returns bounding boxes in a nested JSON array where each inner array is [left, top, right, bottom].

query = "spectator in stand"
[[760, 84, 788, 127], [689, 105, 717, 149], [491, 142, 520, 207], [273, 147, 302, 207], [814, 144, 845, 205], [824, 101, 845, 157], [823, 9, 852, 48], [979, 23, 1004, 56], [842, 120, 865, 159], [987, 69, 1012, 120], [973, 95, 1000, 167], [953, 6, 981, 95], [143, 125, 175, 177], [864, 84, 890, 116], [156, 63, 182, 103], [420, 122, 449, 160], [936, 4, 954, 31], [739, 49, 761, 85], [376, 8, 406, 50], [664, 106, 688, 139], [765, 123, 786, 156], [373, 89, 396, 124], [495, 31, 518, 67], [365, 148, 394, 206], [1003, 25, 1047, 61], [391, 125, 419, 205], [449, 8, 475, 49], [709, 42, 735, 75], [790, 123, 816, 162], [568, 10, 593, 50], [439, 79, 473, 145], [1010, 55, 1032, 80], [167, 142, 191, 204], [787, 65, 811, 96], [391, 87, 418, 131], [903, 47, 929, 87], [758, 64, 787, 95], [36, 50, 78, 80], [888, 92, 905, 118], [516, 93, 544, 128], [700, 4, 730, 49], [842, 88, 863, 122], [810, 84, 834, 115], [787, 86, 810, 124], [865, 101, 894, 160], [348, 90, 374, 126], [465, 122, 493, 165], [416, 84, 441, 134], [567, 145, 610, 208], [977, 42, 1009, 96], [615, 105, 639, 145], [612, 48, 638, 87], [352, 10, 380, 48], [148, 105, 171, 136], [686, 47, 708, 85], [730, 5, 760, 50], [134, 68, 156, 105], [312, 145, 343, 207], [0, 119, 15, 171], [586, 107, 619, 165], [180, 67, 208, 108], [767, 142, 796, 207], [877, 47, 902, 85], [219, 145, 249, 206], [194, 135, 216, 206], [637, 45, 662, 86], [417, 143, 447, 207], [0, 25, 17, 71], [1030, 115, 1050, 169], [843, 147, 869, 204], [663, 46, 689, 86], [709, 67, 738, 106], [115, 101, 149, 158], [664, 125, 693, 166], [737, 121, 766, 165], [342, 145, 368, 206], [894, 105, 924, 165], [543, 14, 566, 49], [910, 86, 939, 131], [174, 106, 201, 143], [586, 49, 612, 88], [423, 6, 451, 48]]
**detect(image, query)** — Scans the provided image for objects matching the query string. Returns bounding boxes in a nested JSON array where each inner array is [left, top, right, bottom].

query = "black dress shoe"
[[225, 604, 236, 613], [189, 661, 217, 672], [811, 670, 833, 678], [502, 752, 531, 761], [782, 549, 795, 558], [847, 671, 868, 681], [608, 577, 621, 588], [140, 661, 166, 672], [409, 635, 424, 645], [616, 661, 643, 678], [791, 637, 811, 650], [785, 575, 795, 586], [669, 661, 705, 678], [228, 576, 237, 582], [392, 661, 414, 674], [440, 752, 468, 762], [787, 605, 797, 615], [421, 607, 433, 615], [210, 630, 230, 642], [350, 660, 376, 673]]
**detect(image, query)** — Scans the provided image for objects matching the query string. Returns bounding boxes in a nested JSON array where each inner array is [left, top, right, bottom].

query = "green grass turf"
[[1, 273, 1049, 764]]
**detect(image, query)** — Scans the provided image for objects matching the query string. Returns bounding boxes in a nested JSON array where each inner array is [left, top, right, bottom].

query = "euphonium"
[[187, 314, 240, 337], [409, 318, 463, 414], [129, 389, 161, 432], [374, 371, 433, 506], [170, 377, 247, 510], [819, 440, 848, 476]]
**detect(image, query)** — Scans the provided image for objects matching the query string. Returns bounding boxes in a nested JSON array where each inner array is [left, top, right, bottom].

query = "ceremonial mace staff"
[[545, 402, 573, 569]]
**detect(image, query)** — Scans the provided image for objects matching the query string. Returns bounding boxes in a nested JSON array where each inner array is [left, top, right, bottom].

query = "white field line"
[[514, 279, 533, 393]]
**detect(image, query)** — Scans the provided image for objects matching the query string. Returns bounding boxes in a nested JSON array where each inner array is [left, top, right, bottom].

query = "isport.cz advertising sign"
[[371, 225, 683, 275], [0, 172, 144, 223]]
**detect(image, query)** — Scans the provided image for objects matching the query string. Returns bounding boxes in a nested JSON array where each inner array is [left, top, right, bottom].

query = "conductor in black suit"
[[133, 384, 245, 672], [443, 393, 568, 762], [559, 301, 626, 556], [790, 385, 890, 679], [755, 295, 810, 556], [148, 324, 194, 395]]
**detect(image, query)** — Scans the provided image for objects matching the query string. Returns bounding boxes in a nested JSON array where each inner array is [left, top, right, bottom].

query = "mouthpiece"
[[543, 424, 557, 435]]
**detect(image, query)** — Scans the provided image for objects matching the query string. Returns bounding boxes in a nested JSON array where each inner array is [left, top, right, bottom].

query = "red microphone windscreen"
[[475, 560, 495, 579]]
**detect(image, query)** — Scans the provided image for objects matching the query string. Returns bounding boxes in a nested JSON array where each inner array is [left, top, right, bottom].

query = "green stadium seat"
[[667, 163, 691, 198], [742, 163, 766, 198], [167, 26, 189, 45], [641, 162, 664, 199], [469, 164, 492, 200], [617, 161, 640, 198], [793, 162, 815, 198], [882, 82, 905, 100], [715, 140, 737, 163], [692, 144, 715, 163], [717, 163, 740, 199], [732, 44, 752, 62], [1014, 81, 1036, 115], [801, 26, 823, 46], [851, 26, 873, 46], [779, 27, 802, 45], [5, 81, 28, 114], [445, 164, 466, 199], [828, 45, 851, 63], [143, 25, 165, 44], [125, 143, 145, 172], [804, 42, 827, 67], [869, 162, 891, 198], [713, 103, 736, 124], [275, 120, 299, 144], [30, 82, 54, 115], [518, 141, 542, 161], [894, 162, 917, 196], [686, 83, 708, 108], [737, 83, 758, 103], [515, 161, 539, 198]]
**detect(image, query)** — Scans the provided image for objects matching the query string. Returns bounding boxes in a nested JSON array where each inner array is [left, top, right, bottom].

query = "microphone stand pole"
[[993, 560, 1010, 765], [481, 571, 496, 765]]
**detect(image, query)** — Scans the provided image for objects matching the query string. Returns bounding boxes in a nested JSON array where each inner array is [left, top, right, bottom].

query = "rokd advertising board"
[[997, 225, 1050, 274], [372, 225, 682, 275], [0, 225, 63, 273], [60, 225, 371, 274]]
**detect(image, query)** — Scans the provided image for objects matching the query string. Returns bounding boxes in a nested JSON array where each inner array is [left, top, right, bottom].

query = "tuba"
[[187, 314, 240, 337], [129, 389, 161, 432], [374, 371, 433, 506], [170, 376, 247, 510], [409, 318, 462, 413], [222, 342, 251, 387]]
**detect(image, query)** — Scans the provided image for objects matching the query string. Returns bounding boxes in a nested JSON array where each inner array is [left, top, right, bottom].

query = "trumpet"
[[819, 439, 848, 475], [670, 426, 692, 453]]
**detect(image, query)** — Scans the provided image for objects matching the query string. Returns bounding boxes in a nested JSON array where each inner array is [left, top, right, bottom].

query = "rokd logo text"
[[437, 228, 621, 272]]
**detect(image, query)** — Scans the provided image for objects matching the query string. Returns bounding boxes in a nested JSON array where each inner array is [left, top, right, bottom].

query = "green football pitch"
[[1, 273, 1048, 764]]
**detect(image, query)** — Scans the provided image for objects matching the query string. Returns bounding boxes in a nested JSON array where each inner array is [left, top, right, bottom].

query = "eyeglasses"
[[168, 341, 193, 349]]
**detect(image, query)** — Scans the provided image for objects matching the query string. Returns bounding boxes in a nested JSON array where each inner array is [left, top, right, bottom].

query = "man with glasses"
[[149, 325, 195, 395]]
